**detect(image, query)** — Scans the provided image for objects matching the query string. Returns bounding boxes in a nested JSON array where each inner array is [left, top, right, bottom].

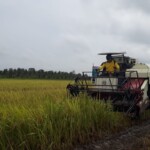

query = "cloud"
[[0, 0, 150, 73], [122, 0, 150, 14]]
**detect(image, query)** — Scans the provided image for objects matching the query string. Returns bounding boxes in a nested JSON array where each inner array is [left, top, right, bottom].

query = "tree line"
[[0, 68, 82, 80]]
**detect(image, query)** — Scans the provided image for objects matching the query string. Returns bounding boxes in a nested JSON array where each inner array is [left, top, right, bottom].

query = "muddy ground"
[[75, 120, 150, 150]]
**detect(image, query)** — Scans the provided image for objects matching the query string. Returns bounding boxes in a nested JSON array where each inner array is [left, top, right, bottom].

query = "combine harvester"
[[67, 52, 150, 118]]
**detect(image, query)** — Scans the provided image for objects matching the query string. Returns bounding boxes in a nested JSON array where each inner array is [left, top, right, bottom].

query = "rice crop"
[[0, 79, 127, 150]]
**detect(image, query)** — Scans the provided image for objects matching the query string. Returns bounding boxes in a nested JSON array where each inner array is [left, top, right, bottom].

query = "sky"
[[1, 0, 150, 73]]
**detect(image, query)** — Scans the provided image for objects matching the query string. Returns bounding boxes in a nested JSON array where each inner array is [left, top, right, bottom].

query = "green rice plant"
[[0, 79, 128, 150]]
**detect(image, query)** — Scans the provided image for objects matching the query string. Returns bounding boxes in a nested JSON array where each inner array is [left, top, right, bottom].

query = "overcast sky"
[[1, 0, 150, 73]]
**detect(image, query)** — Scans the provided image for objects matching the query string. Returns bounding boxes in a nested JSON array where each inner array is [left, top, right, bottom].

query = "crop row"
[[0, 79, 128, 150]]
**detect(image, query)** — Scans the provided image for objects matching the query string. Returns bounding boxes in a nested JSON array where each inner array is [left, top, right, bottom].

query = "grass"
[[0, 79, 129, 150]]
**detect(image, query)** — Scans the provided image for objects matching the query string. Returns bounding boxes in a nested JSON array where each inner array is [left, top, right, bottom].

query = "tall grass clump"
[[0, 79, 127, 150]]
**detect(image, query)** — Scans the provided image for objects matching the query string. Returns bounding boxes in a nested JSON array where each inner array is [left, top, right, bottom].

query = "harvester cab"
[[67, 52, 150, 118]]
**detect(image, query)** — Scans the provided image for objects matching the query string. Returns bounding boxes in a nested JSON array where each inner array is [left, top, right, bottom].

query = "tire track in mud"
[[75, 120, 150, 150]]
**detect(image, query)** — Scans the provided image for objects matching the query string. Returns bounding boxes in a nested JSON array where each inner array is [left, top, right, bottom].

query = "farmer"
[[98, 54, 120, 76]]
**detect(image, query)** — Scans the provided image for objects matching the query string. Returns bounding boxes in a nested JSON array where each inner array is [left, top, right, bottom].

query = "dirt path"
[[75, 120, 150, 150]]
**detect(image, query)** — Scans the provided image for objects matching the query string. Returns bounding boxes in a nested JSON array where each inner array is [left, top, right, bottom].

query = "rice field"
[[0, 79, 128, 150]]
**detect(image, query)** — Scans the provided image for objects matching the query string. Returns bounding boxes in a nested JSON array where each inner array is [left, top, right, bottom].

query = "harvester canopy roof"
[[98, 52, 126, 55]]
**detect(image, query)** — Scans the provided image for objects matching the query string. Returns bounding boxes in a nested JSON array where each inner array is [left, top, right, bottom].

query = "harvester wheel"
[[130, 105, 140, 119]]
